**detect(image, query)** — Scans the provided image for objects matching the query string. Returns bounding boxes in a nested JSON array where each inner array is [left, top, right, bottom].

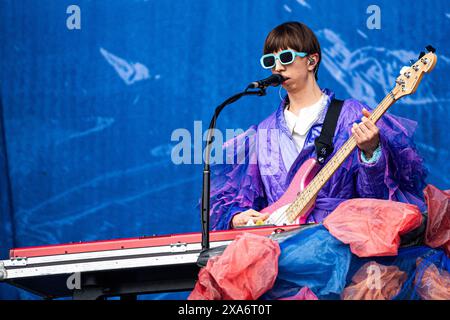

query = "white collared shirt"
[[284, 93, 327, 153]]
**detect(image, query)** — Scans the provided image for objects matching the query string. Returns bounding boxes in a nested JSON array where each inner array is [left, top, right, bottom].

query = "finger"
[[361, 116, 373, 124], [363, 119, 379, 132], [233, 218, 243, 227], [355, 127, 371, 146], [351, 124, 361, 141], [260, 213, 270, 221], [361, 121, 379, 140], [242, 209, 256, 216], [356, 122, 372, 139], [242, 217, 251, 225], [352, 131, 363, 146], [362, 108, 372, 118], [352, 123, 365, 140], [358, 121, 371, 136]]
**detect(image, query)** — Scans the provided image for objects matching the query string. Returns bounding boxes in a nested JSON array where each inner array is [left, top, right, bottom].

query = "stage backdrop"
[[0, 0, 449, 299]]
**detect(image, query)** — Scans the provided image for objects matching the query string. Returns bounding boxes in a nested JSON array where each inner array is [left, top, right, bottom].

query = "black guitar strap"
[[314, 98, 344, 165]]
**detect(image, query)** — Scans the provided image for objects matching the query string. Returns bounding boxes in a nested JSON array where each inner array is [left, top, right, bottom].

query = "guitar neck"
[[286, 90, 398, 223]]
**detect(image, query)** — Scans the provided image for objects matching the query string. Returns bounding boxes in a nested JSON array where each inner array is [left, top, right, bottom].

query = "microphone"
[[247, 74, 285, 89]]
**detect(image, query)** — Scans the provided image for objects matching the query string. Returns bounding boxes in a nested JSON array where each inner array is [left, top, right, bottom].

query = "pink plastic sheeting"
[[424, 185, 450, 256], [188, 232, 280, 300], [323, 198, 422, 257], [279, 287, 318, 300]]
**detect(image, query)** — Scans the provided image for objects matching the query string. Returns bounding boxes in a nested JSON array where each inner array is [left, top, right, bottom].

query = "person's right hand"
[[231, 209, 270, 228]]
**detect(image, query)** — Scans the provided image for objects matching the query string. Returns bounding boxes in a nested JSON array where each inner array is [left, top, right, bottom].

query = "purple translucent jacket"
[[209, 88, 427, 230]]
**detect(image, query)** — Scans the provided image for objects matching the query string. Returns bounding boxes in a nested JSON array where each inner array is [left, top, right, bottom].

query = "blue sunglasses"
[[260, 49, 308, 69]]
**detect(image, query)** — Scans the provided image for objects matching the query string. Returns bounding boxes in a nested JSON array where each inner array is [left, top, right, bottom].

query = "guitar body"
[[260, 158, 321, 225]]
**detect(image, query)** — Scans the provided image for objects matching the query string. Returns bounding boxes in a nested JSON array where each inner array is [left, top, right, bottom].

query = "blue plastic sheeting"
[[268, 225, 352, 298], [0, 0, 449, 299]]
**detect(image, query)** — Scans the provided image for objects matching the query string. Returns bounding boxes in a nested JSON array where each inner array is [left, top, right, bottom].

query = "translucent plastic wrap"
[[424, 184, 450, 256], [323, 198, 422, 257], [345, 246, 450, 300], [414, 258, 450, 300], [188, 232, 280, 300], [342, 261, 407, 300]]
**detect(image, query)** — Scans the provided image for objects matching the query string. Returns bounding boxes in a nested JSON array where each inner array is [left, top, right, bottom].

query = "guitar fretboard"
[[282, 91, 398, 224]]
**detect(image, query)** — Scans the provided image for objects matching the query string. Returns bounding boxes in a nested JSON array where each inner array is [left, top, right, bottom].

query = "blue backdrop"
[[0, 0, 449, 299]]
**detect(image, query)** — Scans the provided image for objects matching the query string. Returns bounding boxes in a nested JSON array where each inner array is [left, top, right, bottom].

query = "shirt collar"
[[284, 93, 327, 135], [276, 88, 336, 135]]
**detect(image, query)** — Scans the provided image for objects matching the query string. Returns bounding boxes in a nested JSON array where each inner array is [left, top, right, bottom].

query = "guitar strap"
[[314, 98, 344, 165]]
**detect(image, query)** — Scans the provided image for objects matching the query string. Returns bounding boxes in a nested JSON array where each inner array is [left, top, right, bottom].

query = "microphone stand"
[[197, 85, 267, 266]]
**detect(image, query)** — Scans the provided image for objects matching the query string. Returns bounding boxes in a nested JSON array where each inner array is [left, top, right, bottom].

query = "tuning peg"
[[400, 66, 410, 75], [418, 51, 425, 59], [426, 45, 436, 53]]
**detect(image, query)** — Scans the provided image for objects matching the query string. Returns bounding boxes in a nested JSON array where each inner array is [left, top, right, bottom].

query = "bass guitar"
[[250, 46, 437, 226]]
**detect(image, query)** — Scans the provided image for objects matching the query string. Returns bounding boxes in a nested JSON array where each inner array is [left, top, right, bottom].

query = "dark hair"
[[263, 21, 321, 80]]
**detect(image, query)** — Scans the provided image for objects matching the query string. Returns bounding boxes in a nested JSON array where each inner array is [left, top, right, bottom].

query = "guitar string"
[[284, 93, 394, 222], [283, 93, 395, 223], [272, 92, 396, 225]]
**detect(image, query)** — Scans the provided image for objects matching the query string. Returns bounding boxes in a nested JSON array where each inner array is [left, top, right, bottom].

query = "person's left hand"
[[351, 108, 380, 159]]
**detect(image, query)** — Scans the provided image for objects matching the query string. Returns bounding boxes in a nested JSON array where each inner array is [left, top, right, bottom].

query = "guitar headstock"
[[392, 45, 437, 100]]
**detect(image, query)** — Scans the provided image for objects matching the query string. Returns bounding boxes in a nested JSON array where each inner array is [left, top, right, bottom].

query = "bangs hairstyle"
[[263, 21, 321, 80]]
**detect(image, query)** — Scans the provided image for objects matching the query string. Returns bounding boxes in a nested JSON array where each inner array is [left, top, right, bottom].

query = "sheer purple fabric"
[[209, 88, 427, 230]]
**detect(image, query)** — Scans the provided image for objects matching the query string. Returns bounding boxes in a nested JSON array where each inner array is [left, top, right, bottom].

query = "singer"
[[209, 21, 427, 230]]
